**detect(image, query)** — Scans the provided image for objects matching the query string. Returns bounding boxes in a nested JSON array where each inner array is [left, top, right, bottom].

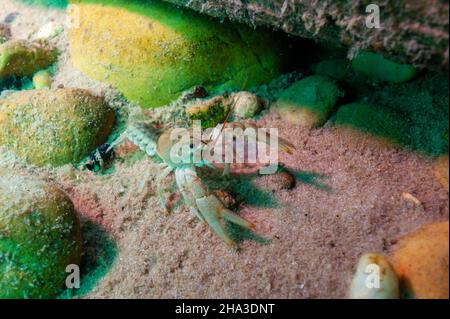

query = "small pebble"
[[274, 75, 339, 128], [231, 91, 262, 119], [259, 170, 296, 192], [34, 21, 64, 40], [349, 253, 400, 299], [0, 39, 56, 79], [32, 70, 52, 89]]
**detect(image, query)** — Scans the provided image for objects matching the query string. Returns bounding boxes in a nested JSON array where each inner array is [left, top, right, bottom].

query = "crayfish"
[[107, 103, 295, 247]]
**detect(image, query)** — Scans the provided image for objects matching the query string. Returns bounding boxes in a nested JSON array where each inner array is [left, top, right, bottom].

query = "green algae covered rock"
[[0, 40, 57, 79], [333, 103, 409, 145], [311, 58, 352, 82], [0, 88, 115, 167], [0, 170, 82, 298], [186, 96, 229, 128], [68, 0, 287, 108], [274, 75, 339, 128], [352, 51, 417, 83]]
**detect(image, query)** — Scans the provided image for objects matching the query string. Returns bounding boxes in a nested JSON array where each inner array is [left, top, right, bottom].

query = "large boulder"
[[0, 88, 115, 166], [0, 170, 82, 298], [68, 0, 287, 108], [162, 0, 449, 71]]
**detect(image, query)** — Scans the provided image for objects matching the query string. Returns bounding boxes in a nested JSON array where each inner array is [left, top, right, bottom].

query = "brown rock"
[[261, 171, 296, 192], [391, 222, 449, 299]]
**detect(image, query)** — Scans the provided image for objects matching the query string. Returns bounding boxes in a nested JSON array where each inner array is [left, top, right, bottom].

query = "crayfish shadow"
[[198, 168, 280, 209], [289, 169, 333, 193], [226, 222, 272, 246], [58, 219, 117, 298]]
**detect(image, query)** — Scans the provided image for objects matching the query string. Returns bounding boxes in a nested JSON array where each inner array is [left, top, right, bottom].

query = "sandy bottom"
[[1, 0, 448, 299]]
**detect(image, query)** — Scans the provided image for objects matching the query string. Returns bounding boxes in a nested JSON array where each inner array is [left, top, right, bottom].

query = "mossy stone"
[[68, 0, 286, 108], [0, 170, 82, 298], [352, 51, 417, 83], [333, 103, 409, 145], [311, 58, 352, 82], [0, 88, 115, 166], [274, 75, 339, 128], [186, 96, 229, 128], [0, 40, 56, 79]]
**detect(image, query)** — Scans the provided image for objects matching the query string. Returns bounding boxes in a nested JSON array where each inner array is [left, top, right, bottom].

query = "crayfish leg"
[[196, 195, 255, 247], [196, 195, 237, 247]]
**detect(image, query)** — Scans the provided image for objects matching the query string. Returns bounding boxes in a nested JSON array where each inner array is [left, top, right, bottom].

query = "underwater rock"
[[0, 169, 82, 298], [162, 0, 449, 71], [391, 222, 449, 299], [186, 95, 230, 128], [274, 75, 339, 128], [434, 155, 449, 192], [351, 51, 417, 83], [231, 92, 262, 119], [349, 253, 400, 299], [311, 59, 352, 82], [33, 21, 64, 40], [68, 0, 286, 108], [0, 88, 115, 166], [263, 171, 296, 192], [0, 24, 11, 44], [0, 39, 56, 79], [32, 70, 52, 89], [333, 103, 409, 147]]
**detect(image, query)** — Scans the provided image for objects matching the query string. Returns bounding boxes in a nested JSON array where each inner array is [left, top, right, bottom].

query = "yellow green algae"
[[0, 170, 82, 299], [274, 75, 339, 128], [68, 0, 288, 108], [0, 88, 115, 167], [186, 96, 230, 128], [352, 51, 417, 83], [0, 40, 57, 79]]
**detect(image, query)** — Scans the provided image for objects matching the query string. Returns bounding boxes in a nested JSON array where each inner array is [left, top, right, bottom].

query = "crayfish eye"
[[189, 143, 194, 149]]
